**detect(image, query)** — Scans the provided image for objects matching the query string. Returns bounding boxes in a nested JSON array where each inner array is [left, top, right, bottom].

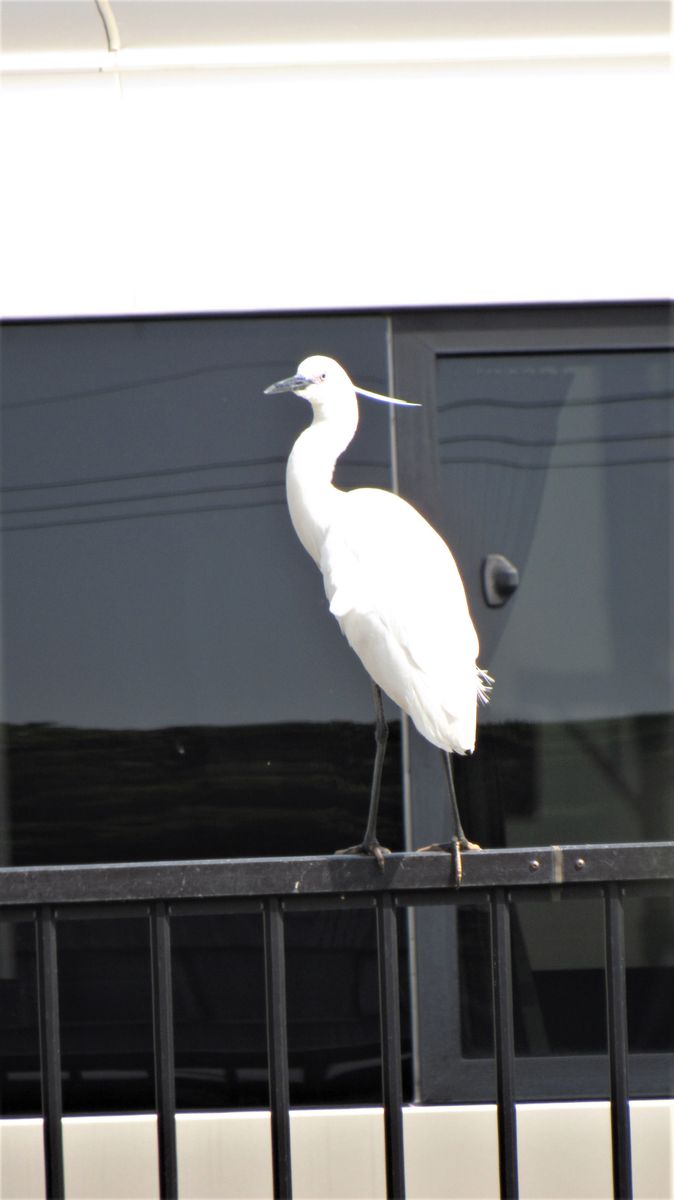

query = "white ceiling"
[[1, 0, 670, 56]]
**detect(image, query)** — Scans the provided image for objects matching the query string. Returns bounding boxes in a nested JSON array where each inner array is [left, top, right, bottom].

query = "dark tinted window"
[[1, 308, 671, 1116], [1, 315, 402, 864], [392, 310, 673, 1102], [437, 349, 673, 850], [0, 314, 407, 1114]]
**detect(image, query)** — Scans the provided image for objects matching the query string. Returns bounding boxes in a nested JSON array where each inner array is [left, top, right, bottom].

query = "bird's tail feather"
[[477, 668, 494, 705]]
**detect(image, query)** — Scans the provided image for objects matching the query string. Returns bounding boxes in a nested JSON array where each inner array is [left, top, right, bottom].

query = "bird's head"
[[264, 355, 420, 419], [264, 355, 354, 418]]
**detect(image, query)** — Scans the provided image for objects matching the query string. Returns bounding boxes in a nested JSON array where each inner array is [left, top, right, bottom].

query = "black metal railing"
[[1, 842, 673, 1200]]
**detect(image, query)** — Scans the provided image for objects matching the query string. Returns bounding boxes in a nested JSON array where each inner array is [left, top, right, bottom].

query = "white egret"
[[265, 355, 491, 878]]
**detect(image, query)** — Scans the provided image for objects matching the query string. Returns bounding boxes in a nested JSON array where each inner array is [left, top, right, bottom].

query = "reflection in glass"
[[1, 315, 403, 867], [435, 350, 673, 848], [434, 347, 673, 1092], [0, 315, 408, 1115]]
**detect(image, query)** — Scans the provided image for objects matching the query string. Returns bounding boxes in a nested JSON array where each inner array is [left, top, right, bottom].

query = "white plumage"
[[265, 354, 491, 866], [324, 487, 485, 753]]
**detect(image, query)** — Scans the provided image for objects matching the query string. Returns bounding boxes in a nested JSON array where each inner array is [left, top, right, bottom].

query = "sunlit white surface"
[[1, 1102, 671, 1199], [1, 43, 671, 318]]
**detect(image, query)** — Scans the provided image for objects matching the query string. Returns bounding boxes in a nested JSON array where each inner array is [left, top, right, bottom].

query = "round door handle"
[[482, 554, 520, 607]]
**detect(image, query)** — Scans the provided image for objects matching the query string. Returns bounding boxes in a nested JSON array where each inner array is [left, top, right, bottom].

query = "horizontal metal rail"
[[0, 843, 671, 1200], [0, 842, 672, 908]]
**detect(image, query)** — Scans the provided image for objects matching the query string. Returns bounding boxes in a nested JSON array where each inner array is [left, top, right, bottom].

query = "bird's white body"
[[283, 356, 488, 755]]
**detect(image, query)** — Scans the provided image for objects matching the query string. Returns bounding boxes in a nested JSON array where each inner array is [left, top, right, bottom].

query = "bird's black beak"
[[264, 373, 312, 396]]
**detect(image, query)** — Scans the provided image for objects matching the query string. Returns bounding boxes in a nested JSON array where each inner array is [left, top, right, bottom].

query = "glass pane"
[[0, 920, 40, 1117], [171, 913, 268, 1111], [57, 917, 154, 1114], [436, 349, 673, 848], [624, 885, 674, 1055], [0, 314, 406, 1114], [1, 315, 401, 866], [284, 906, 411, 1106], [435, 346, 673, 1089]]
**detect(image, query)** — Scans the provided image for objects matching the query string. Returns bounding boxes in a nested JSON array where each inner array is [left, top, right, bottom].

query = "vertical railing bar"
[[36, 906, 65, 1200], [263, 896, 292, 1199], [490, 888, 519, 1200], [604, 883, 633, 1200], [376, 892, 406, 1200], [150, 900, 179, 1200]]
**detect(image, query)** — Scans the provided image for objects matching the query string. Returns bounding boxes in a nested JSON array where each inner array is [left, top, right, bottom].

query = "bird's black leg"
[[442, 751, 469, 845], [418, 752, 481, 886], [336, 682, 390, 870], [362, 682, 389, 854]]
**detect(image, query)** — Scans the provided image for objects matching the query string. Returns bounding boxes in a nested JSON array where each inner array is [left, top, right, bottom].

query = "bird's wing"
[[321, 488, 479, 677]]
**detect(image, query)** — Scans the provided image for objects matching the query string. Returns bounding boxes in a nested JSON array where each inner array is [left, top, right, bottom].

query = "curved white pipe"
[[94, 0, 121, 53]]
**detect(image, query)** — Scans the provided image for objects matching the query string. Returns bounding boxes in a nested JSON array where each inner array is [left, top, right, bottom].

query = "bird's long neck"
[[286, 405, 356, 566]]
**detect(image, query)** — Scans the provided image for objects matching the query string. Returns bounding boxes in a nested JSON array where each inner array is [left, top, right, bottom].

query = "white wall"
[[2, 1102, 672, 1200], [1, 26, 672, 318]]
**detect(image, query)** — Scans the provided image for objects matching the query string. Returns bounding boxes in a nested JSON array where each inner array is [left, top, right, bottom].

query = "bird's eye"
[[319, 373, 327, 381]]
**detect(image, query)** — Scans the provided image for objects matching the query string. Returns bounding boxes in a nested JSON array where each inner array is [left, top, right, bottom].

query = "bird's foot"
[[416, 838, 481, 887], [335, 841, 391, 871], [417, 838, 481, 853]]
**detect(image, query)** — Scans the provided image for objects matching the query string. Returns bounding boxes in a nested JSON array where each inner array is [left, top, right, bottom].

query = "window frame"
[[390, 302, 673, 1104]]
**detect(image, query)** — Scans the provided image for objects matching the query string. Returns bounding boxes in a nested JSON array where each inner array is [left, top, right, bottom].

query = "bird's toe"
[[416, 837, 481, 887], [335, 841, 391, 870], [416, 838, 481, 853]]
